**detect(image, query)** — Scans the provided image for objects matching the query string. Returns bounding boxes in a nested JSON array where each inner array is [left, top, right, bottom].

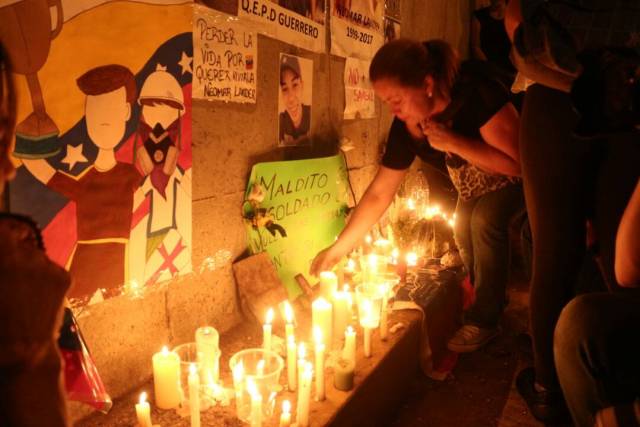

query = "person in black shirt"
[[310, 39, 524, 352]]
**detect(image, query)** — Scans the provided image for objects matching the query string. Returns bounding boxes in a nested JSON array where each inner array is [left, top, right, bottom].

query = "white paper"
[[193, 5, 258, 103], [238, 0, 325, 53], [343, 57, 375, 120], [330, 0, 384, 59]]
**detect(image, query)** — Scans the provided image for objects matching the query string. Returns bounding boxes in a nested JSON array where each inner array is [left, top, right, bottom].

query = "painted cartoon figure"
[[132, 64, 191, 283], [22, 64, 142, 300]]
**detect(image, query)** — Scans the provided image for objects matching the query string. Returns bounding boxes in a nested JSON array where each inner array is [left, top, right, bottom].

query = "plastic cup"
[[229, 348, 284, 423]]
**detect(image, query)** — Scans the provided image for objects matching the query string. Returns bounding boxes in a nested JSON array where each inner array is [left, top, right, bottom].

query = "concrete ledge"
[[76, 310, 422, 426]]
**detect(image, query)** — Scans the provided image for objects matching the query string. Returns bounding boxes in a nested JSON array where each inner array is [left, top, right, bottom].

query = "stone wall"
[[69, 0, 469, 421]]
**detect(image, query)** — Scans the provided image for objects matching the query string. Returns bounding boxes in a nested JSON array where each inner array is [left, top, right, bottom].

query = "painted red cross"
[[146, 238, 186, 286]]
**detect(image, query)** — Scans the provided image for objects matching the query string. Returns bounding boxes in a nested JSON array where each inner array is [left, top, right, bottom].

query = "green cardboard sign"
[[244, 154, 350, 299]]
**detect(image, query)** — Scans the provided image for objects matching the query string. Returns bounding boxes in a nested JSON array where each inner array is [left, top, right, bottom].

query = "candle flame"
[[406, 252, 418, 267], [247, 377, 259, 398], [139, 392, 147, 404], [313, 296, 331, 308], [266, 308, 274, 324], [407, 198, 415, 210], [287, 335, 295, 346], [346, 325, 354, 335], [282, 399, 291, 413], [304, 361, 314, 378], [161, 345, 169, 355], [320, 270, 337, 280], [298, 342, 306, 360], [284, 301, 294, 323], [346, 258, 356, 271], [365, 234, 372, 244], [343, 284, 350, 292], [189, 363, 197, 376], [368, 254, 378, 267]]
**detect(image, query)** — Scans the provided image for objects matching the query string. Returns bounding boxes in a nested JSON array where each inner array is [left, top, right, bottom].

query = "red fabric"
[[461, 274, 476, 310]]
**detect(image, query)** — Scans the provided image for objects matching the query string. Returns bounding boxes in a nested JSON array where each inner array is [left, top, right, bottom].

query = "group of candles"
[[138, 239, 402, 427], [142, 326, 221, 427]]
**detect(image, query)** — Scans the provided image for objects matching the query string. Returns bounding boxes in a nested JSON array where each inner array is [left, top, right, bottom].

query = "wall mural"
[[1, 0, 193, 305]]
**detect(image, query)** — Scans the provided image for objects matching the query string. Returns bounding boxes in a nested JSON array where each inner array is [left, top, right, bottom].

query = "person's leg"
[[554, 291, 640, 427], [463, 183, 525, 328], [519, 84, 593, 390], [453, 196, 476, 284]]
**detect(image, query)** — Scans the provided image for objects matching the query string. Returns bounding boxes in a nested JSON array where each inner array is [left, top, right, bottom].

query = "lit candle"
[[152, 346, 181, 409], [379, 283, 390, 341], [312, 297, 333, 349], [332, 286, 351, 348], [296, 361, 313, 427], [343, 326, 356, 369], [284, 301, 295, 344], [286, 336, 297, 391], [297, 342, 306, 392], [279, 400, 292, 427], [391, 248, 400, 265], [319, 271, 338, 300], [361, 299, 374, 358], [247, 378, 262, 427], [232, 361, 244, 411], [188, 363, 200, 427], [313, 327, 326, 401], [263, 308, 274, 351], [373, 239, 392, 257], [135, 392, 152, 427], [195, 326, 220, 386], [256, 359, 265, 377], [406, 251, 418, 267]]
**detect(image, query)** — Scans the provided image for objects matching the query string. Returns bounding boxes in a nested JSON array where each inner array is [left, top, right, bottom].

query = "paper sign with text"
[[238, 0, 325, 53], [344, 57, 375, 119], [193, 6, 258, 103], [243, 155, 350, 299], [330, 0, 384, 59]]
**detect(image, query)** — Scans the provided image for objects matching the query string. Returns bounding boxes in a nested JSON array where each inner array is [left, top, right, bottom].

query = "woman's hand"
[[309, 245, 343, 277], [421, 120, 457, 152]]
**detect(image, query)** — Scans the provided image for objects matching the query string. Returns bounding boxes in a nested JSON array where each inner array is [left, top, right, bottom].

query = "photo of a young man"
[[278, 54, 313, 146]]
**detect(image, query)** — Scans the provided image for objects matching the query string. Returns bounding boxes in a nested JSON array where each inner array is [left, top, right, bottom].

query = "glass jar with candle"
[[173, 342, 221, 408], [355, 284, 384, 328], [229, 348, 284, 423]]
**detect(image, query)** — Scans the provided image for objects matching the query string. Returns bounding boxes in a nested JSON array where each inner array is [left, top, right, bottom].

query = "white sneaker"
[[447, 324, 499, 353]]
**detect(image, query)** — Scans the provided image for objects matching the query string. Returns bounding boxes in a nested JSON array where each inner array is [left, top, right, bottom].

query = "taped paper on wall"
[[238, 0, 325, 53], [343, 57, 375, 120], [193, 5, 258, 103]]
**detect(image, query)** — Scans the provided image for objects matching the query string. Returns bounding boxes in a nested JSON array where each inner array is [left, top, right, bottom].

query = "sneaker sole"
[[447, 330, 499, 353]]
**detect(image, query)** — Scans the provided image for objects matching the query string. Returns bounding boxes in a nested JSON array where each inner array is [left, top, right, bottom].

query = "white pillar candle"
[[312, 297, 333, 349], [296, 361, 313, 427], [188, 363, 200, 427], [379, 284, 389, 341], [286, 336, 297, 391], [332, 286, 351, 348], [152, 346, 181, 409], [279, 400, 292, 427], [313, 327, 326, 401], [135, 392, 152, 427], [195, 326, 220, 386], [343, 326, 356, 369], [247, 379, 262, 427], [263, 308, 274, 351], [284, 301, 295, 344], [297, 342, 306, 394], [319, 271, 338, 300], [364, 326, 372, 358]]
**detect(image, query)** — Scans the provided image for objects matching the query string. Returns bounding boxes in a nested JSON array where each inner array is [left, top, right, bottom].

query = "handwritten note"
[[344, 57, 375, 120], [193, 5, 257, 103]]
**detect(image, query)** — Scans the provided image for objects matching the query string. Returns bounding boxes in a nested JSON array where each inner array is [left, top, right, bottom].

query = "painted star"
[[61, 143, 88, 170], [178, 51, 192, 75]]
